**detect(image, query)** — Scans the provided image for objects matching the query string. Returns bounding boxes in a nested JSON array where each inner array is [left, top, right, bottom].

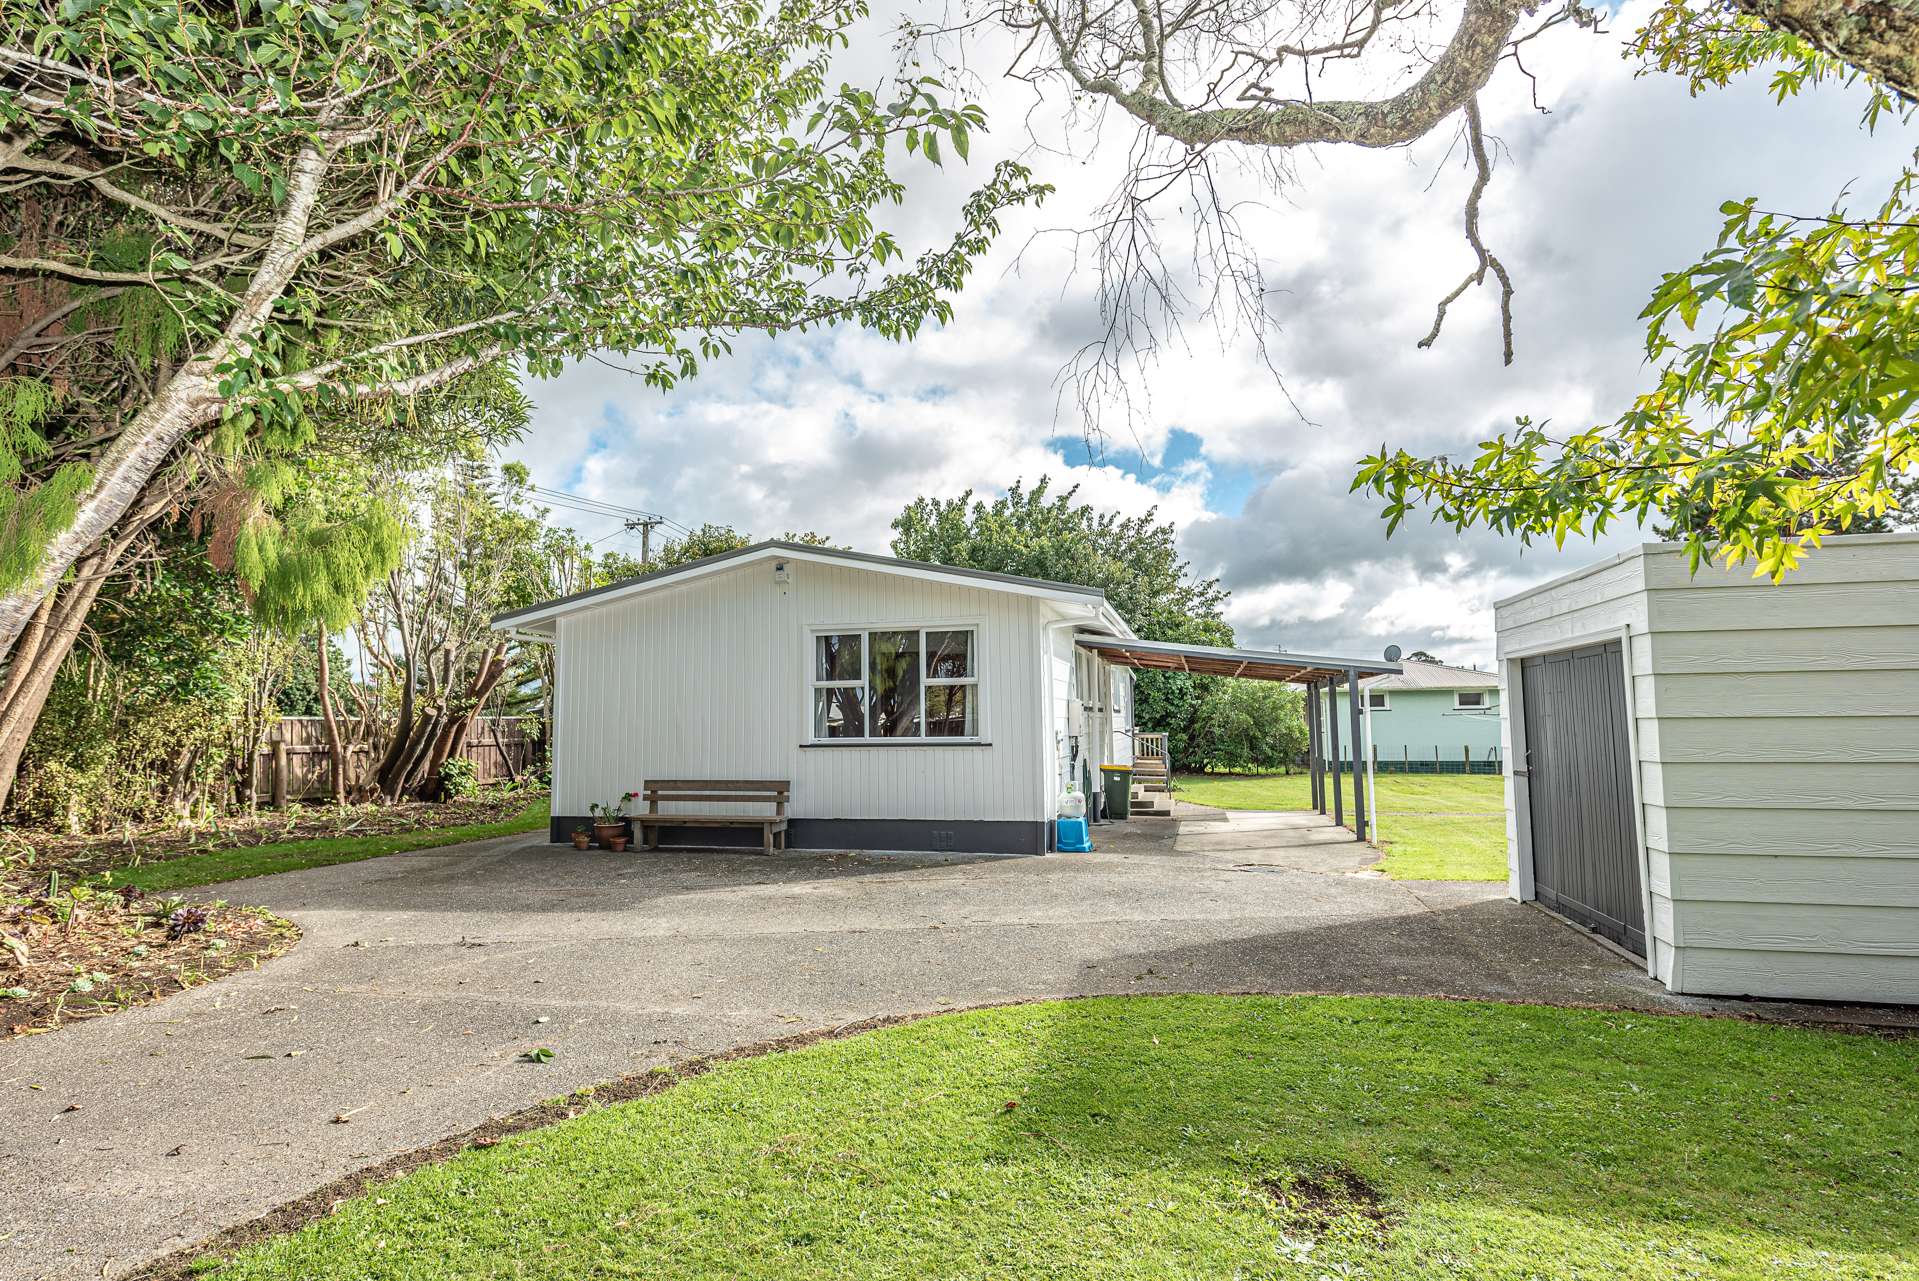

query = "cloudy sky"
[[503, 1, 1912, 667]]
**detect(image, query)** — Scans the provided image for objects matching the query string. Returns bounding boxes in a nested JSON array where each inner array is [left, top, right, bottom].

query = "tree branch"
[[1728, 0, 1919, 103], [5, 154, 266, 247], [1038, 0, 1535, 149], [1419, 97, 1516, 363]]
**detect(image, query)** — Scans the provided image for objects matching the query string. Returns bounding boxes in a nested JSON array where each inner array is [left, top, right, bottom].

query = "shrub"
[[439, 756, 480, 800]]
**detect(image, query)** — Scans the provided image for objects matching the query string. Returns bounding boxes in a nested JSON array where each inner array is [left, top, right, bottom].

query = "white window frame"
[[1453, 689, 1491, 710], [1365, 690, 1391, 712], [805, 621, 984, 743]]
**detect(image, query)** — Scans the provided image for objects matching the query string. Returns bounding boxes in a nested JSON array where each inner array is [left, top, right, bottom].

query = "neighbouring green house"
[[1315, 659, 1501, 773]]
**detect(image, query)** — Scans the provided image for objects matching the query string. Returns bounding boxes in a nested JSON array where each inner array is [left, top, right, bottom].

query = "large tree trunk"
[[1732, 0, 1919, 102], [0, 545, 122, 812], [0, 368, 217, 654], [0, 143, 333, 659], [418, 715, 469, 800], [315, 630, 347, 804]]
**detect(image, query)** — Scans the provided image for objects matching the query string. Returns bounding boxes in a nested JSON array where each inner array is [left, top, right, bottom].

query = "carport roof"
[[1075, 635, 1400, 684]]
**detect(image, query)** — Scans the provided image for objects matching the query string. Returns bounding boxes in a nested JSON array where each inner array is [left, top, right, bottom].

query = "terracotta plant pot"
[[571, 832, 591, 850], [592, 822, 625, 848], [607, 835, 629, 853]]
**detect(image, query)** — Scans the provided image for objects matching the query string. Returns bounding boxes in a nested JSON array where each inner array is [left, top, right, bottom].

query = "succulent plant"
[[166, 905, 210, 940]]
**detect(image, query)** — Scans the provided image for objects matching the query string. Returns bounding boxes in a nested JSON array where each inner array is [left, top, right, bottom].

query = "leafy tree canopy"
[[889, 478, 1229, 643], [0, 0, 1044, 650], [1186, 680, 1307, 774]]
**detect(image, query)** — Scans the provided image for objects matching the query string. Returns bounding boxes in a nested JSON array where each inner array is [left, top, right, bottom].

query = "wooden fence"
[[252, 716, 539, 803]]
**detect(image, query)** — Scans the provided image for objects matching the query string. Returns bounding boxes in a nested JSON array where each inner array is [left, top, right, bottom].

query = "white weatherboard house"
[[494, 540, 1399, 853], [492, 542, 1146, 855], [1493, 532, 1919, 1005]]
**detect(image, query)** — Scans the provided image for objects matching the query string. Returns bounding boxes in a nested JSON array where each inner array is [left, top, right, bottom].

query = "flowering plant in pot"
[[589, 792, 639, 848]]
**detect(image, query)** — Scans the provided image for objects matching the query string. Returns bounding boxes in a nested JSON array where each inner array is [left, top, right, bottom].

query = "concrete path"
[[0, 808, 1896, 1278]]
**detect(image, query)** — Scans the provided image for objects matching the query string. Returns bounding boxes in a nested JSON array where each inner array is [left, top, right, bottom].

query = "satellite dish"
[[1383, 644, 1403, 663]]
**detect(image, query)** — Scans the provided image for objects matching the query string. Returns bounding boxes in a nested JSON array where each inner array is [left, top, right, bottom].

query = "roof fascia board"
[[492, 543, 1106, 630], [1075, 633, 1401, 676]]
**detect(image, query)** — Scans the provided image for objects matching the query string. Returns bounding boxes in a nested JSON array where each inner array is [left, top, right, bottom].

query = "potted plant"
[[570, 825, 592, 850], [589, 792, 638, 849], [606, 833, 629, 853]]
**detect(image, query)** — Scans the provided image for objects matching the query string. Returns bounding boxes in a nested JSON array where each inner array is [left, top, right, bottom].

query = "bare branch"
[[4, 155, 266, 247], [1419, 97, 1515, 363]]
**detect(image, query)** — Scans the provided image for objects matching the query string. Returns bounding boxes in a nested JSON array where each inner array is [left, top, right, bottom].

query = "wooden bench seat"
[[636, 779, 790, 854]]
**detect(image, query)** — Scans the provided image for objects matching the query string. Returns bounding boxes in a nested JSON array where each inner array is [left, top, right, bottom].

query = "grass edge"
[[100, 796, 551, 893]]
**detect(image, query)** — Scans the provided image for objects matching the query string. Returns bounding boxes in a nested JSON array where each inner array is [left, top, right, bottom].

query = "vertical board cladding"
[[1497, 533, 1919, 1003], [552, 558, 1047, 830], [1518, 642, 1647, 957], [1041, 632, 1130, 803], [1110, 666, 1135, 767], [1494, 550, 1666, 975]]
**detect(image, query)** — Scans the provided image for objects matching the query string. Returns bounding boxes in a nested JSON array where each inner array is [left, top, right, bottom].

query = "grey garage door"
[[1520, 641, 1646, 957]]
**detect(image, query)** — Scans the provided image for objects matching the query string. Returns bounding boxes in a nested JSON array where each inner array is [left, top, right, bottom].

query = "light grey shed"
[[1493, 531, 1919, 1004]]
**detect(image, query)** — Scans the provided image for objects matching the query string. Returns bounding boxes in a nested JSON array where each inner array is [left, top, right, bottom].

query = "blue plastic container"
[[1055, 816, 1093, 853]]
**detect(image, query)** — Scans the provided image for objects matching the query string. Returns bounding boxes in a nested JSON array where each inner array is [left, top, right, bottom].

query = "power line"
[[526, 484, 651, 520], [523, 481, 711, 562]]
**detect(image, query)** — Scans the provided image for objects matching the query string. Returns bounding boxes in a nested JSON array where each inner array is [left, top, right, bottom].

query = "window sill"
[[800, 739, 993, 749]]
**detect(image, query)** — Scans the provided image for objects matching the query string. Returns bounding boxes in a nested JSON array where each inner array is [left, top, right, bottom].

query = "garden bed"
[[0, 877, 297, 1037], [6, 789, 537, 882]]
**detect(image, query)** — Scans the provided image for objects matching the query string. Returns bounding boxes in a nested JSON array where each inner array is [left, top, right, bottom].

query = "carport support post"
[[1327, 676, 1344, 827], [1307, 680, 1323, 813], [1347, 667, 1368, 842]]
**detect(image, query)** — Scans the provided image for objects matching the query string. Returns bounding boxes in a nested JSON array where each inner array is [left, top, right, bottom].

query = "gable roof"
[[1364, 659, 1498, 692], [492, 540, 1127, 632]]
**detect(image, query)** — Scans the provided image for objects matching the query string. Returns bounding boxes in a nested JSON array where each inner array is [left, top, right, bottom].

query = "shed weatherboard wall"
[[1496, 533, 1919, 1003], [551, 557, 1055, 841]]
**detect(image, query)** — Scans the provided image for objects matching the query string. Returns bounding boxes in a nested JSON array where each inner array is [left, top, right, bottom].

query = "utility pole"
[[624, 515, 665, 567]]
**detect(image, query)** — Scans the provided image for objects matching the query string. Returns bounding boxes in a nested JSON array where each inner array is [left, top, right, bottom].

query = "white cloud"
[[508, 1, 1914, 667], [1227, 578, 1359, 629]]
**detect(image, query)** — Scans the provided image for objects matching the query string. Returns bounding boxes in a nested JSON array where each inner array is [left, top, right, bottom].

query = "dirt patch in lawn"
[[1263, 1166, 1394, 1241], [3, 791, 532, 882], [1, 878, 298, 1038]]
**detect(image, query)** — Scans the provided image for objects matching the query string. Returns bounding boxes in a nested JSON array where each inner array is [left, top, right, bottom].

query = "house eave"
[[490, 541, 1114, 632]]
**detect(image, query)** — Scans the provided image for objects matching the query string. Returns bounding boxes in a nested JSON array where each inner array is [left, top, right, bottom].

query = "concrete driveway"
[[0, 806, 1866, 1279]]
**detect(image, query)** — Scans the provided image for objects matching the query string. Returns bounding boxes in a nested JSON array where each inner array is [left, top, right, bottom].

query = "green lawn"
[[1173, 772, 1507, 881], [194, 995, 1919, 1281], [102, 797, 549, 893]]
